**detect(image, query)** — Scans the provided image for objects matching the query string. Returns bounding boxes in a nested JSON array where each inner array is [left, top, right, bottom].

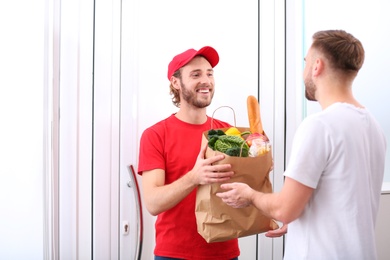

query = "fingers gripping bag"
[[195, 96, 279, 243]]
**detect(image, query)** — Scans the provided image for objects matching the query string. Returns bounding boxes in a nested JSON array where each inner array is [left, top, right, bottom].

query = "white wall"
[[0, 0, 94, 258], [0, 1, 46, 258], [376, 191, 390, 259]]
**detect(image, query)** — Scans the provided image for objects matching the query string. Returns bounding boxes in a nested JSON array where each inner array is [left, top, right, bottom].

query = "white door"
[[119, 0, 286, 259]]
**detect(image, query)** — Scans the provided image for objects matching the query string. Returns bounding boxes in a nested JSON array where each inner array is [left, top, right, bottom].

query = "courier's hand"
[[190, 143, 234, 185], [216, 182, 253, 208]]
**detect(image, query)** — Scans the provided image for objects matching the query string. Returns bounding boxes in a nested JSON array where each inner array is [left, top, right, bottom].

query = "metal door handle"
[[127, 165, 143, 260]]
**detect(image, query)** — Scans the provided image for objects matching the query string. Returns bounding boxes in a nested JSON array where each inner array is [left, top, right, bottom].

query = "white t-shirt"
[[284, 102, 387, 260]]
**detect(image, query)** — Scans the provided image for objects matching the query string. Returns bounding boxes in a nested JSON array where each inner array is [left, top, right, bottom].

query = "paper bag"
[[195, 127, 279, 243]]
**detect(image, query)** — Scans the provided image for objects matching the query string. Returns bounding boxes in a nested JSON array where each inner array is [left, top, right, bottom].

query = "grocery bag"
[[195, 106, 279, 243]]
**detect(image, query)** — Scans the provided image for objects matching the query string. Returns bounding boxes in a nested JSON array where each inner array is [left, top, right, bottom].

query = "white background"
[[0, 0, 389, 259]]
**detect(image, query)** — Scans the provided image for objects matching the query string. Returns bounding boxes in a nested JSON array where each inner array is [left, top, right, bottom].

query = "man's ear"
[[313, 58, 324, 77], [171, 77, 180, 90]]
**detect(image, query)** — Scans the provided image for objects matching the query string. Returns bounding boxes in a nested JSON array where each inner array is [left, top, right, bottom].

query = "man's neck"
[[318, 90, 363, 110], [175, 108, 208, 124], [316, 76, 364, 109]]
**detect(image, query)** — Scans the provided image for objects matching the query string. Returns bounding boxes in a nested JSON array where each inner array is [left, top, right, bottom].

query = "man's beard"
[[304, 76, 317, 101], [181, 82, 214, 108]]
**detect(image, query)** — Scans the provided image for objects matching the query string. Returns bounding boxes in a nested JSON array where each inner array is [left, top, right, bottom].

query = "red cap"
[[167, 46, 219, 80]]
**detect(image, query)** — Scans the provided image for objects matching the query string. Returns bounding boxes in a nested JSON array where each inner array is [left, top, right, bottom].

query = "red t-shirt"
[[138, 114, 240, 259]]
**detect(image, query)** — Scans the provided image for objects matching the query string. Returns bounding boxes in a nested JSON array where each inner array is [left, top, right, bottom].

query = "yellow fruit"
[[225, 127, 242, 137]]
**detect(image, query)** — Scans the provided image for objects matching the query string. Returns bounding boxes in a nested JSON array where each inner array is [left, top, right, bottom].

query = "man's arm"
[[216, 177, 314, 224], [142, 168, 196, 216], [142, 144, 235, 216]]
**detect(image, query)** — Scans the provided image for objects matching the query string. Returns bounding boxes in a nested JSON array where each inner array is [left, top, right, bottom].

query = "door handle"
[[127, 165, 143, 260]]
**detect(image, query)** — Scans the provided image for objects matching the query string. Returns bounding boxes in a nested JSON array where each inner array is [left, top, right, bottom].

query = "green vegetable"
[[207, 129, 226, 150], [225, 147, 248, 157], [207, 130, 249, 157], [208, 129, 226, 139]]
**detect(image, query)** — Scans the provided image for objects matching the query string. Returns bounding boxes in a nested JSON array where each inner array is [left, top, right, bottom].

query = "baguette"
[[247, 95, 263, 134]]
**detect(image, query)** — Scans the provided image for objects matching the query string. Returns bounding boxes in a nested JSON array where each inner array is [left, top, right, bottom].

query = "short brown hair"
[[312, 30, 365, 73]]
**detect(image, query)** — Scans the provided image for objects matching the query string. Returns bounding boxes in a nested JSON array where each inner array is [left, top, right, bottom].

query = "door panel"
[[120, 0, 266, 259]]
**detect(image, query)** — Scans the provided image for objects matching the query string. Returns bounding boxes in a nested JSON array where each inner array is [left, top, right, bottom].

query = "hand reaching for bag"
[[216, 182, 288, 238], [216, 182, 253, 208]]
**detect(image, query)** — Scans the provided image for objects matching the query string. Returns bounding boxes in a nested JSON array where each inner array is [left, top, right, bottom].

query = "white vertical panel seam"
[[110, 0, 122, 258], [77, 0, 94, 259]]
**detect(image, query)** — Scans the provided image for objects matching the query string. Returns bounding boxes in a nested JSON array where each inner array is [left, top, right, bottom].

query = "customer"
[[217, 30, 387, 259], [138, 46, 287, 259]]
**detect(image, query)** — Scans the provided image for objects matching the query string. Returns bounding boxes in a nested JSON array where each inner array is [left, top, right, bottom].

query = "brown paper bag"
[[195, 127, 279, 243]]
